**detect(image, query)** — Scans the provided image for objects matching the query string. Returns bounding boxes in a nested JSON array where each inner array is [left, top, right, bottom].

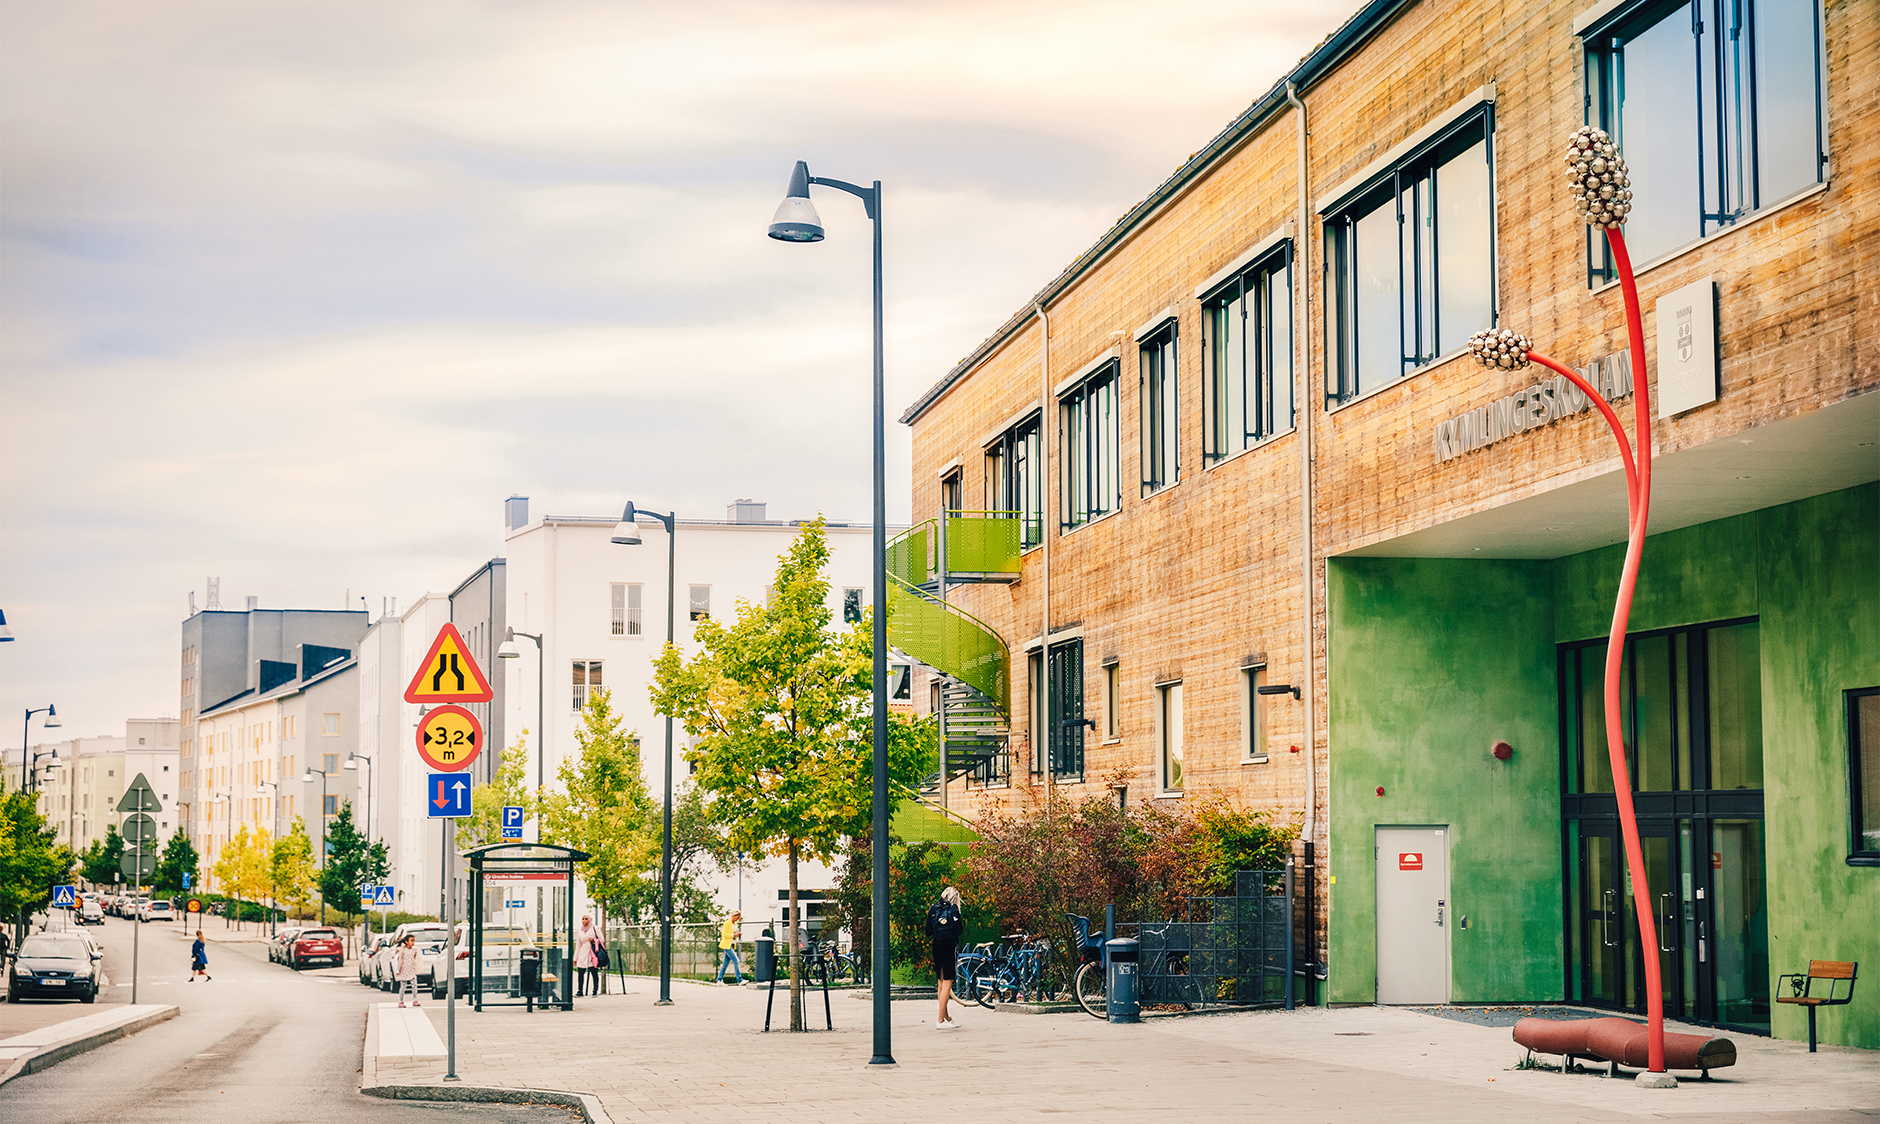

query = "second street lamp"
[[769, 159, 893, 1065], [303, 766, 330, 923], [497, 627, 546, 835], [19, 704, 59, 792], [612, 500, 677, 1007]]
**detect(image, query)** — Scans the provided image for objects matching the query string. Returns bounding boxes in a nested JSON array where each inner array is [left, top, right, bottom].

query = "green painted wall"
[[1551, 512, 1759, 642], [1756, 484, 1879, 1049], [1326, 558, 1562, 1005]]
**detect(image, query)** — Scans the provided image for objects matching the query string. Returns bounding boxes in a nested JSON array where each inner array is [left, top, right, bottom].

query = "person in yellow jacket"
[[715, 911, 743, 985]]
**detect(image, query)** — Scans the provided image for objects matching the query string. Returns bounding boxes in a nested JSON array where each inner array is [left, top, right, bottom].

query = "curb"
[[0, 1005, 181, 1087], [359, 1001, 614, 1124]]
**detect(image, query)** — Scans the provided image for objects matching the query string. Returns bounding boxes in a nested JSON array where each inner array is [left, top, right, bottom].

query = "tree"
[[456, 737, 538, 851], [319, 801, 387, 933], [271, 817, 318, 918], [209, 825, 271, 929], [538, 689, 657, 925], [153, 828, 200, 895], [79, 825, 125, 886], [652, 518, 933, 1029], [0, 783, 75, 945]]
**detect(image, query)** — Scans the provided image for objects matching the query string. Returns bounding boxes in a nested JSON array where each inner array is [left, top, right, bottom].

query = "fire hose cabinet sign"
[[1399, 853, 1424, 871]]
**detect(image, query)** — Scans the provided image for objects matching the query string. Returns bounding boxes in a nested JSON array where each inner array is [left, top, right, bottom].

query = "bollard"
[[1106, 937, 1140, 1024]]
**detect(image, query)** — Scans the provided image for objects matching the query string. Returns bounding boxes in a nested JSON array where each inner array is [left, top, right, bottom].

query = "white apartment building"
[[12, 718, 180, 858]]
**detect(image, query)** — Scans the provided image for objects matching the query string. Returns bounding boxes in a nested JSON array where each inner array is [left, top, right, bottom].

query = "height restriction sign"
[[404, 623, 494, 705], [416, 704, 483, 772]]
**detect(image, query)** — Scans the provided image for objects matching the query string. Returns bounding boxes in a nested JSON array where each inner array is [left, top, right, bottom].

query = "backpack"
[[925, 901, 961, 941]]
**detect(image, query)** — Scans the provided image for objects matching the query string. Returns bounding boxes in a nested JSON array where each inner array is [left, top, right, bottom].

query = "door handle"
[[1657, 892, 1674, 953], [1435, 899, 1445, 927], [1601, 889, 1617, 947]]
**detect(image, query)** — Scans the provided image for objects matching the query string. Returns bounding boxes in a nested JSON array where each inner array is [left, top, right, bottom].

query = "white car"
[[431, 924, 536, 999], [141, 901, 174, 923]]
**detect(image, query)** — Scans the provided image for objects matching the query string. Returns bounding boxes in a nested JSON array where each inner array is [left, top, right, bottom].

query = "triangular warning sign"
[[403, 623, 495, 704]]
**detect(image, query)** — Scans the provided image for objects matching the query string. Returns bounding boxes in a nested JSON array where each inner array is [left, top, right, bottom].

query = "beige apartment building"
[[14, 718, 180, 857]]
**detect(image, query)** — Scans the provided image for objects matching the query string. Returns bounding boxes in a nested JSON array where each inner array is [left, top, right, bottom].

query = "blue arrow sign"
[[373, 885, 396, 907], [427, 773, 473, 818], [51, 885, 75, 908]]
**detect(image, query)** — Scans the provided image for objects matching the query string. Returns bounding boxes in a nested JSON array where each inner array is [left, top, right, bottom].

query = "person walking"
[[715, 911, 742, 985], [189, 930, 210, 982], [926, 886, 964, 1029], [394, 933, 420, 1007], [574, 915, 601, 997]]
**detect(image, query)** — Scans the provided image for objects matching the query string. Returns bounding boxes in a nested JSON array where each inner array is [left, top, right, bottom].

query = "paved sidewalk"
[[373, 978, 1880, 1123], [0, 1004, 178, 1086]]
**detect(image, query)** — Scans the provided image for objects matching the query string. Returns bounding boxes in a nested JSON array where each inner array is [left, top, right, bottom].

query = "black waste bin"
[[519, 946, 543, 997], [755, 937, 776, 982], [1105, 937, 1140, 1024]]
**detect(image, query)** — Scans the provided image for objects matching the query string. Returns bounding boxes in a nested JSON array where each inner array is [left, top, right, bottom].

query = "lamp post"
[[497, 628, 545, 813], [257, 779, 281, 936], [611, 501, 677, 1007], [342, 752, 374, 847], [303, 766, 329, 923], [27, 745, 63, 794], [768, 159, 893, 1066], [19, 704, 59, 792]]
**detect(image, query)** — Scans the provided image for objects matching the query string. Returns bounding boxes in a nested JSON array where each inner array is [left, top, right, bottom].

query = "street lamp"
[[19, 704, 59, 792], [611, 500, 677, 1007], [768, 159, 893, 1065], [342, 752, 374, 846], [28, 745, 63, 794], [303, 766, 330, 923], [496, 627, 545, 814], [257, 779, 281, 935], [0, 608, 14, 641]]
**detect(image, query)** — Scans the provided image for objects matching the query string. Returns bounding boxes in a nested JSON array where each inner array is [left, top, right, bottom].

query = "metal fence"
[[604, 922, 728, 980], [1121, 867, 1296, 1009]]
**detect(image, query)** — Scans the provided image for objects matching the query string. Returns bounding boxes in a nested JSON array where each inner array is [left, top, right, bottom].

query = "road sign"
[[416, 704, 484, 772], [123, 812, 159, 845], [187, 899, 202, 914], [117, 773, 162, 814], [52, 885, 75, 908], [426, 772, 473, 818], [403, 623, 494, 705], [119, 851, 156, 881], [501, 805, 524, 840], [373, 885, 396, 907], [183, 873, 191, 890], [505, 900, 527, 909]]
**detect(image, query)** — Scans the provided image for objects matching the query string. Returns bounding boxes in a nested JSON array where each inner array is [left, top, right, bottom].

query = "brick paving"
[[400, 978, 1880, 1123]]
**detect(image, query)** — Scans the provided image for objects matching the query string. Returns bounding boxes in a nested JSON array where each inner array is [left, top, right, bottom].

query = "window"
[[1139, 325, 1178, 493], [890, 663, 911, 701], [323, 753, 339, 774], [1241, 665, 1268, 762], [688, 585, 711, 622], [1030, 640, 1085, 779], [1158, 681, 1184, 792], [1583, 0, 1826, 273], [842, 587, 864, 624], [572, 660, 603, 711], [612, 583, 643, 637], [986, 413, 1043, 548], [322, 713, 340, 736], [1849, 687, 1880, 865], [1060, 361, 1120, 529], [1204, 251, 1293, 460], [940, 469, 963, 515], [1102, 660, 1121, 738], [1327, 107, 1495, 403], [323, 794, 339, 816]]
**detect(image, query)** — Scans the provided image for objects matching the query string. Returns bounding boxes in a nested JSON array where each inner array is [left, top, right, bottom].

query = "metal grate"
[[1124, 867, 1295, 1008]]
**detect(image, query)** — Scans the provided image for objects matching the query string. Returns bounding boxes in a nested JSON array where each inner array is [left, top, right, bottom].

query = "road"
[[1, 912, 575, 1124]]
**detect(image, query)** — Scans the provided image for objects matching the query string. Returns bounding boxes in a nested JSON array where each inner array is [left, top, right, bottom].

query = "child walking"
[[394, 934, 421, 1007]]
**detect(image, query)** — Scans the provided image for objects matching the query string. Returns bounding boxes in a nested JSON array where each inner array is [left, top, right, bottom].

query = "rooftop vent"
[[506, 495, 529, 532], [729, 499, 767, 524]]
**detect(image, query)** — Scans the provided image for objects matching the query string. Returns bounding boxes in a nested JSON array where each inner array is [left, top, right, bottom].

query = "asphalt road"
[[1, 913, 576, 1124]]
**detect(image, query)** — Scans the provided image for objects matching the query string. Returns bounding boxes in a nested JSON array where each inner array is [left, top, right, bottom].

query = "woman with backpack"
[[926, 886, 964, 1030]]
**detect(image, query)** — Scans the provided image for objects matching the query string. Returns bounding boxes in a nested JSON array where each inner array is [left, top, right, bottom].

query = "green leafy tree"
[[210, 825, 271, 930], [539, 689, 657, 925], [271, 816, 318, 918], [456, 737, 538, 850], [318, 802, 387, 931], [652, 518, 933, 1029], [153, 828, 200, 895], [79, 825, 125, 886], [1, 783, 75, 945]]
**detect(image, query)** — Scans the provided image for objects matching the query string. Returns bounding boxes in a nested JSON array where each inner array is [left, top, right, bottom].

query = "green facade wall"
[[1328, 483, 1878, 1046]]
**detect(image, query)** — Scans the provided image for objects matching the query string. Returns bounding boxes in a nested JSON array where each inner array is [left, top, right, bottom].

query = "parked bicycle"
[[803, 936, 865, 984], [1067, 913, 1110, 1018]]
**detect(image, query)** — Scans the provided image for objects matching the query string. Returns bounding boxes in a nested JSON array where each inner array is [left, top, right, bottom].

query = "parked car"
[[359, 935, 392, 985], [432, 924, 536, 1000], [78, 901, 104, 925], [287, 928, 344, 970], [142, 901, 174, 923], [269, 928, 304, 964], [381, 923, 449, 990], [7, 934, 101, 1003]]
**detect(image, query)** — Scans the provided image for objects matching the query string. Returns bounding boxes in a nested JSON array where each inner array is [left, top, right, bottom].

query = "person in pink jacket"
[[394, 933, 421, 1008]]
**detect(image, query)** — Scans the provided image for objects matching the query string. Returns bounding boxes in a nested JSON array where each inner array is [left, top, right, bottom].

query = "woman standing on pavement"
[[926, 887, 964, 1030], [189, 930, 210, 982], [394, 933, 420, 1007], [715, 911, 742, 985], [575, 915, 601, 997]]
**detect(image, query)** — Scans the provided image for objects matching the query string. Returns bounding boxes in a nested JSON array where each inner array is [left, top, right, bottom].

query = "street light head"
[[0, 609, 13, 641], [43, 704, 60, 729], [767, 161, 824, 243], [302, 769, 316, 782], [255, 783, 269, 795], [497, 638, 522, 658], [611, 517, 643, 546], [342, 757, 358, 771]]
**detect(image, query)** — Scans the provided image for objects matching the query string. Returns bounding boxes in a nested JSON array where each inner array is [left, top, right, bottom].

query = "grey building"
[[450, 557, 507, 787]]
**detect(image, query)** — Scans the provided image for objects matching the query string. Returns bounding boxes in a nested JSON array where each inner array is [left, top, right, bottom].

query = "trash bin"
[[1105, 937, 1140, 1024], [519, 947, 543, 997], [755, 936, 776, 983]]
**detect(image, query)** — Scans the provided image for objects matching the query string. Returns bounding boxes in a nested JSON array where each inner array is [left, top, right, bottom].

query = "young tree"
[[652, 518, 933, 1030], [456, 737, 538, 851], [0, 784, 75, 946], [210, 826, 271, 930], [79, 825, 125, 886], [538, 689, 657, 926], [153, 828, 200, 896], [319, 802, 387, 941], [271, 817, 318, 918]]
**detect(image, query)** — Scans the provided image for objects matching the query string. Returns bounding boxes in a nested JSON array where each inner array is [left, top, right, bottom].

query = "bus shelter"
[[463, 842, 589, 1011]]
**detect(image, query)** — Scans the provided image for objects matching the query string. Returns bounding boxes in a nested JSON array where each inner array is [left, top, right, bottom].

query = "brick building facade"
[[901, 0, 1876, 1046]]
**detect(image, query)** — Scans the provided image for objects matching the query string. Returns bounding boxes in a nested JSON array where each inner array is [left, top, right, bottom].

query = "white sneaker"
[[937, 1018, 961, 1030]]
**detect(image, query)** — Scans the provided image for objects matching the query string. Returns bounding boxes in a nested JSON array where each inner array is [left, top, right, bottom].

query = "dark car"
[[7, 934, 101, 1003], [288, 928, 343, 970]]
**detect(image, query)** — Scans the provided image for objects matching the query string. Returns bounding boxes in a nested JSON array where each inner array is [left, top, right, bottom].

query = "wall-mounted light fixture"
[[1257, 684, 1301, 700]]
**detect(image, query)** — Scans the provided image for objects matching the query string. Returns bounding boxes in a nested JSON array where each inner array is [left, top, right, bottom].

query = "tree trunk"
[[787, 838, 803, 1032]]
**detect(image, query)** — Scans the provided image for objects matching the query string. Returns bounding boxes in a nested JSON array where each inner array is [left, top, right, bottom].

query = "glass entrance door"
[[1574, 820, 1685, 1016]]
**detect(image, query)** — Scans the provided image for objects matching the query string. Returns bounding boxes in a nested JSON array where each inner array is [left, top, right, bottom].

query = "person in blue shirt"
[[190, 930, 210, 982]]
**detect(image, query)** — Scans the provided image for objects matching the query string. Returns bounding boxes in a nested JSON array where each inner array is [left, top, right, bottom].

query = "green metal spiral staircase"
[[885, 512, 1022, 792]]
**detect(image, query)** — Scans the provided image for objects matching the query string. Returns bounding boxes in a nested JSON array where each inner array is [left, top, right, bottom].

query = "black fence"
[[1120, 867, 1297, 1009]]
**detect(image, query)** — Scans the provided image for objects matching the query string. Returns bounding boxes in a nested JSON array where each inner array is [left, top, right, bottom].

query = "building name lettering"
[[1433, 350, 1633, 462]]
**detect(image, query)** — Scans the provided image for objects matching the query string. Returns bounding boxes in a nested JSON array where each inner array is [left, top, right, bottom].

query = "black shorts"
[[933, 940, 958, 981]]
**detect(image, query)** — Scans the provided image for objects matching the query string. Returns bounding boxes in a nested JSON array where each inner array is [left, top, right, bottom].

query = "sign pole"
[[444, 819, 457, 1081]]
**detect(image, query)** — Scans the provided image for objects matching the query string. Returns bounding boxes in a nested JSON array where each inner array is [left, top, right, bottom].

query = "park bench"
[[1512, 1016, 1735, 1079], [1777, 960, 1857, 1052]]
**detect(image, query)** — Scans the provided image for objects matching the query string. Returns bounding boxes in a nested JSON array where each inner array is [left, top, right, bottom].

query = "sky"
[[1, 0, 1356, 745]]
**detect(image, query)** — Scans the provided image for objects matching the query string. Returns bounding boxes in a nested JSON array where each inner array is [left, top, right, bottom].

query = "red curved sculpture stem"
[[1526, 350, 1639, 517], [1604, 225, 1664, 1074]]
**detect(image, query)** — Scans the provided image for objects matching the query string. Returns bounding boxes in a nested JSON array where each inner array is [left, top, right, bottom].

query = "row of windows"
[[607, 582, 871, 635]]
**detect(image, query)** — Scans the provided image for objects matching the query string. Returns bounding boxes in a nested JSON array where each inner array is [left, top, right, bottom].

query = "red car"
[[288, 928, 344, 970]]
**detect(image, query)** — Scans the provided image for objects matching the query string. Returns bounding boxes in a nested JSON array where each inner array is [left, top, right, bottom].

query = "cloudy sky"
[[1, 0, 1354, 743]]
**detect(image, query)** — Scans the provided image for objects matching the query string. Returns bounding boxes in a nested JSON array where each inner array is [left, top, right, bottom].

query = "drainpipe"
[[1285, 79, 1319, 993], [1035, 301, 1052, 819]]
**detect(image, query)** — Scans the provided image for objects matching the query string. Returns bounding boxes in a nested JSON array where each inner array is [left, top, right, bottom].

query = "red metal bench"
[[1512, 1016, 1736, 1079], [1777, 960, 1858, 1053]]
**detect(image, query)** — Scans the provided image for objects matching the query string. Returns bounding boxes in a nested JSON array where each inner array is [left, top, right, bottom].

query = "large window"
[[611, 583, 642, 637], [571, 659, 603, 711], [1158, 681, 1184, 793], [1060, 361, 1120, 529], [1327, 108, 1495, 403], [1850, 687, 1880, 865], [1584, 0, 1826, 273], [1203, 251, 1293, 460], [986, 413, 1043, 548], [1139, 325, 1178, 493]]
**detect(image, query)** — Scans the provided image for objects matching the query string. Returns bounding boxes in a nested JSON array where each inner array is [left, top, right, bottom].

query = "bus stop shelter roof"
[[463, 842, 592, 870]]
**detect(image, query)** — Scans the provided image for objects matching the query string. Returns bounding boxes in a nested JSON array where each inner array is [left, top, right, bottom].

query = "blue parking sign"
[[427, 773, 473, 818], [501, 805, 524, 839]]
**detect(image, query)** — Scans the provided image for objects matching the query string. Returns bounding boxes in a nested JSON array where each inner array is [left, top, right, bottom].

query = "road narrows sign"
[[416, 704, 484, 772], [403, 623, 495, 705]]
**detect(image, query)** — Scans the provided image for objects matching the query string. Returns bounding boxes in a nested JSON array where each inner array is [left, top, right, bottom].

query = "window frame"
[[1059, 359, 1122, 531], [1241, 664, 1268, 764], [842, 587, 864, 624], [1848, 686, 1880, 867], [1156, 680, 1184, 794], [1139, 323, 1179, 494], [1102, 659, 1121, 740], [1325, 104, 1498, 406], [688, 584, 711, 622], [321, 713, 341, 737], [571, 659, 603, 712], [986, 412, 1044, 548], [1202, 244, 1295, 462], [611, 582, 643, 637]]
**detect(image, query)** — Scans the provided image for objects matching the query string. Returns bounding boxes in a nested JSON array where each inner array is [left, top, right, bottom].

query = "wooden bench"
[[1776, 960, 1857, 1052]]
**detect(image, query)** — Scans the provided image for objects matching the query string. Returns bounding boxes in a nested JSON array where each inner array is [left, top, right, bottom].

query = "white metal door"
[[1376, 825, 1449, 1004]]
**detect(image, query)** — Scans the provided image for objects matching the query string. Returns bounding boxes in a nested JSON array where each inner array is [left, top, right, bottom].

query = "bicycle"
[[989, 932, 1062, 1004], [954, 941, 1005, 1008], [1067, 913, 1109, 1019]]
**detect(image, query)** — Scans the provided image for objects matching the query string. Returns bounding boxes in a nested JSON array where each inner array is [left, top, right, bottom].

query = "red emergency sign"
[[1399, 852, 1423, 871]]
